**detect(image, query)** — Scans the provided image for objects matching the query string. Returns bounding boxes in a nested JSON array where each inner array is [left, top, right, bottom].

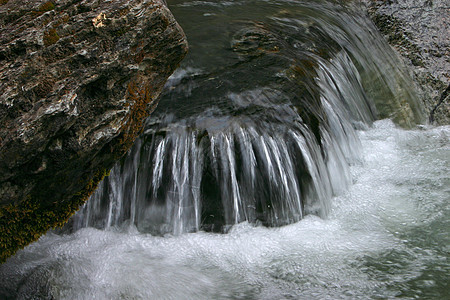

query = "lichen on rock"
[[0, 0, 188, 263]]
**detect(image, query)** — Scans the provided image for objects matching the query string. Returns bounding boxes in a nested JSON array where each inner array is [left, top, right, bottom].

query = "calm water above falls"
[[1, 0, 448, 299]]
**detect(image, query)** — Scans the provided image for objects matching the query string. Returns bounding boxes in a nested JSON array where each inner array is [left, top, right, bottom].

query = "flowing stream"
[[1, 0, 448, 299]]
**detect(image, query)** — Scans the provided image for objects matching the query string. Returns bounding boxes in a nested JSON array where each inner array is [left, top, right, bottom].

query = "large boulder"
[[363, 0, 449, 124], [0, 0, 187, 262]]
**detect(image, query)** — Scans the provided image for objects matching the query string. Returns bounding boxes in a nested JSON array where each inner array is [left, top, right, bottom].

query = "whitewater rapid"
[[1, 120, 448, 299]]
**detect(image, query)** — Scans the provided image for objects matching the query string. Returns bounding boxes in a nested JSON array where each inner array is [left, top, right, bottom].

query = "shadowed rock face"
[[0, 0, 187, 262], [364, 0, 449, 125]]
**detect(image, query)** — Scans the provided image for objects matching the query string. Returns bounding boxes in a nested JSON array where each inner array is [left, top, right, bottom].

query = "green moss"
[[117, 79, 158, 156], [38, 1, 55, 13], [30, 1, 55, 17], [3, 1, 55, 24], [43, 28, 59, 46], [0, 168, 109, 263]]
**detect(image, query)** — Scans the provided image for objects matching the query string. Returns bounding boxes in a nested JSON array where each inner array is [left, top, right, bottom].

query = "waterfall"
[[3, 1, 448, 299], [68, 55, 419, 234], [65, 0, 425, 235]]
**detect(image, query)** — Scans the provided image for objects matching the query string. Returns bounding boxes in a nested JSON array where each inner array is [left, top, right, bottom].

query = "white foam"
[[2, 121, 448, 299]]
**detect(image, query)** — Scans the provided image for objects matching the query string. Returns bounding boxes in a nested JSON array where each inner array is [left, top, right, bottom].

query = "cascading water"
[[1, 1, 447, 299], [66, 0, 423, 235]]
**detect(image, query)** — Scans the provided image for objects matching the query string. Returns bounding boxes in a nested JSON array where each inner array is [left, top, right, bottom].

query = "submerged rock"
[[0, 0, 188, 262], [364, 0, 449, 125]]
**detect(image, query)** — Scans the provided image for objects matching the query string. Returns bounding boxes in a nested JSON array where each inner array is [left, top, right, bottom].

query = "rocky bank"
[[0, 0, 187, 262], [363, 0, 449, 124]]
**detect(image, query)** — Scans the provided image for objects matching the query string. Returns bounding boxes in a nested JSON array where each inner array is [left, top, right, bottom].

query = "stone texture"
[[363, 0, 449, 124], [0, 0, 187, 262]]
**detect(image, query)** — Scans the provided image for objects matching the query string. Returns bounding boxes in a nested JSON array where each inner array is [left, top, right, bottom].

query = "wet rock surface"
[[0, 0, 187, 262], [363, 0, 449, 124]]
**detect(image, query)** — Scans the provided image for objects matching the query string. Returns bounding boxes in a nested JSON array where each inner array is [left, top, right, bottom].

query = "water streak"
[[70, 52, 378, 233]]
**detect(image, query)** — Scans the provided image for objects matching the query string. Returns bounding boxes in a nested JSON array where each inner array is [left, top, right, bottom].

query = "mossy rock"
[[0, 0, 188, 263]]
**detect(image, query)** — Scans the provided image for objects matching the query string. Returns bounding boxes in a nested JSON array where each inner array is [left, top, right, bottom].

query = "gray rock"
[[0, 0, 187, 262], [362, 0, 449, 124]]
